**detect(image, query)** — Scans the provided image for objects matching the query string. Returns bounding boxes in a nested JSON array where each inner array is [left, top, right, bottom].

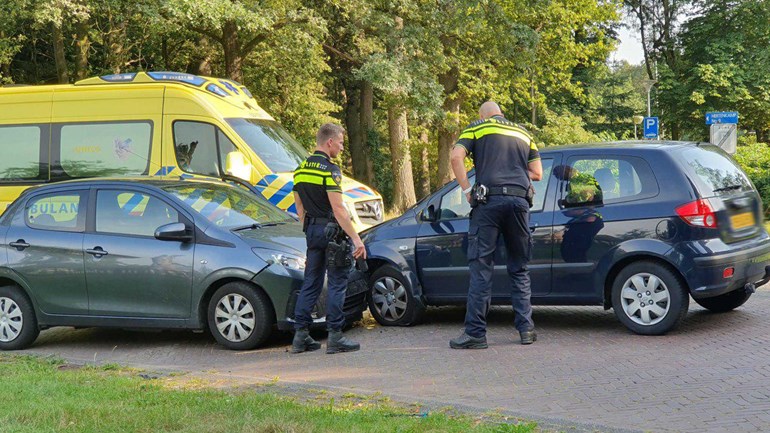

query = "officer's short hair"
[[317, 123, 345, 145]]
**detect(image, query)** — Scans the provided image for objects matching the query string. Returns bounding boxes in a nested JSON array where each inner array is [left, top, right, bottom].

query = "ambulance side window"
[[57, 121, 152, 178], [173, 121, 220, 177], [25, 191, 86, 232], [0, 125, 47, 182]]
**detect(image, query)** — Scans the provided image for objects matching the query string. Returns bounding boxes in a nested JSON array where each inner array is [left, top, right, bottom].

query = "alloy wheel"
[[371, 276, 408, 322], [0, 297, 23, 343], [214, 294, 255, 342], [619, 272, 671, 326]]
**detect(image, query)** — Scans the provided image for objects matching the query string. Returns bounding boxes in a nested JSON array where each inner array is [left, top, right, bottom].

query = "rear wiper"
[[713, 184, 742, 193]]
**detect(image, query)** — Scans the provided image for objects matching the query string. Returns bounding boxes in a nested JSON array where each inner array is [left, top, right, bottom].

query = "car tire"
[[207, 282, 274, 350], [611, 261, 689, 335], [0, 285, 40, 351], [693, 289, 752, 313], [367, 266, 425, 326]]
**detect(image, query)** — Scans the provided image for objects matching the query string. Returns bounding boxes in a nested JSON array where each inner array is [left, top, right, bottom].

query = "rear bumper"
[[687, 240, 770, 299]]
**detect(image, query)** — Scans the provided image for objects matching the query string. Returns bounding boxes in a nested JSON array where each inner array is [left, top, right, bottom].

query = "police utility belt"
[[471, 184, 534, 208], [304, 215, 354, 269]]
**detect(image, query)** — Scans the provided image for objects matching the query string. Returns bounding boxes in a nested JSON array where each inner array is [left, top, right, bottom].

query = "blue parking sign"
[[643, 117, 659, 139]]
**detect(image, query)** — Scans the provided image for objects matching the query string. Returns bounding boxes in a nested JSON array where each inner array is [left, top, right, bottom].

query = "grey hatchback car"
[[0, 178, 367, 350]]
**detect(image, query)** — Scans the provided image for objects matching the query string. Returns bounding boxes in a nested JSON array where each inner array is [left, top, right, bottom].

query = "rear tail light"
[[676, 199, 717, 228], [723, 267, 734, 278]]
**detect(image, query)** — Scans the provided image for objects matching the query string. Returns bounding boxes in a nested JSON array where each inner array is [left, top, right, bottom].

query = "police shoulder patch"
[[332, 171, 342, 186]]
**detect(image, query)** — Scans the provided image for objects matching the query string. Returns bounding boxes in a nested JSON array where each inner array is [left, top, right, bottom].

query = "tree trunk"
[[105, 10, 127, 74], [192, 38, 213, 76], [437, 68, 460, 186], [631, 1, 655, 80], [74, 20, 90, 80], [359, 81, 375, 184], [388, 106, 416, 213], [418, 130, 431, 198], [530, 78, 537, 125], [222, 20, 243, 82], [344, 82, 369, 183], [52, 22, 69, 83], [0, 31, 10, 79], [162, 38, 169, 70]]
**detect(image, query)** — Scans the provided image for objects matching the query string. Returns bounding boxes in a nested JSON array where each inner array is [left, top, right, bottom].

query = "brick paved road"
[[22, 287, 770, 433]]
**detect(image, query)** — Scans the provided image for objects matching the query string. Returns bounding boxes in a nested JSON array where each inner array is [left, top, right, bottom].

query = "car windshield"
[[162, 183, 292, 227], [227, 118, 308, 173]]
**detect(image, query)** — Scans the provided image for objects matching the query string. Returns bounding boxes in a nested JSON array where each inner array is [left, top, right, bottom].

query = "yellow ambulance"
[[0, 72, 383, 230]]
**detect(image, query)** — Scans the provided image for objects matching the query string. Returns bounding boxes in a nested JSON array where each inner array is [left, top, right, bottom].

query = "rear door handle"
[[9, 239, 30, 250], [86, 247, 109, 257]]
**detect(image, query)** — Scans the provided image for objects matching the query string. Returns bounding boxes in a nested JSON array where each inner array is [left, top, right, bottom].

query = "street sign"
[[643, 117, 658, 139], [705, 111, 738, 125]]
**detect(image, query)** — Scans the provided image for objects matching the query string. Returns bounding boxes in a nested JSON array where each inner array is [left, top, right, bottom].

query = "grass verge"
[[0, 354, 537, 433]]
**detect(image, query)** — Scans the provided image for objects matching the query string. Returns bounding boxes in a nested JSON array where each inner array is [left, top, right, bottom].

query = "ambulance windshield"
[[227, 118, 309, 173]]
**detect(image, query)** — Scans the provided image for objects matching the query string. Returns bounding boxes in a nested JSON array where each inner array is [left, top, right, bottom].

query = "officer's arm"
[[293, 192, 305, 222], [328, 192, 366, 259], [528, 159, 543, 181], [450, 146, 472, 192]]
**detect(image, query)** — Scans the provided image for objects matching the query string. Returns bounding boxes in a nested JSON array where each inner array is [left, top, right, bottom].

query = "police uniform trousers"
[[294, 224, 348, 331], [465, 195, 534, 338]]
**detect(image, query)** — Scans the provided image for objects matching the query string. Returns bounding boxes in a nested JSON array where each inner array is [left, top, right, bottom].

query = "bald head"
[[479, 101, 502, 120]]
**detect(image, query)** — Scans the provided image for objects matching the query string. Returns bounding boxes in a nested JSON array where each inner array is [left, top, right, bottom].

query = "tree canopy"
[[2, 0, 766, 208]]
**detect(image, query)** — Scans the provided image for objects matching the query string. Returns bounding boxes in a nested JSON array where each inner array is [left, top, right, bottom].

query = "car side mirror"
[[154, 222, 193, 242], [225, 151, 252, 181], [420, 205, 437, 222]]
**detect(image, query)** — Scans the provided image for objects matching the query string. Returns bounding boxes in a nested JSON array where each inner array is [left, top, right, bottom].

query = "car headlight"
[[252, 248, 306, 271]]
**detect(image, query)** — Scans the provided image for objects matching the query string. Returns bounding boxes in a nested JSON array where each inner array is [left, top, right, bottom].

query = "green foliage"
[[733, 142, 770, 217], [538, 111, 597, 146], [658, 0, 770, 141]]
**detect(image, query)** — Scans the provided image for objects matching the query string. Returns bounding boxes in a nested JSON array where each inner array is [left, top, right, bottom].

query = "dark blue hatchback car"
[[362, 141, 770, 335]]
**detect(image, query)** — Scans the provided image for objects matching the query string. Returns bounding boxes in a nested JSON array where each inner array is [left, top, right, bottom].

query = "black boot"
[[519, 329, 537, 345], [449, 331, 488, 349], [291, 328, 321, 354], [326, 330, 360, 354]]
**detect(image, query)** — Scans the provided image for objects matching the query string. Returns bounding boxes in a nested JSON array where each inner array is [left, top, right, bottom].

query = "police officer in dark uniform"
[[449, 101, 543, 349], [290, 123, 366, 354]]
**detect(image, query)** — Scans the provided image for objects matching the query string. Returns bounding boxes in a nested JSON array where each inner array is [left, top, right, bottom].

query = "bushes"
[[733, 142, 770, 218]]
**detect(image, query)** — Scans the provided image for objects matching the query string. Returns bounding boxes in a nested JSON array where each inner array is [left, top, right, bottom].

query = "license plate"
[[730, 212, 755, 230]]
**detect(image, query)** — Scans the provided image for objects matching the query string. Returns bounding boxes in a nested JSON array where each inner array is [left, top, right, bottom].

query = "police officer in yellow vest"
[[291, 123, 366, 354], [449, 101, 543, 349]]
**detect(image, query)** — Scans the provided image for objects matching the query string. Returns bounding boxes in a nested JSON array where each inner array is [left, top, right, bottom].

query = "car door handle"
[[529, 224, 538, 233], [86, 247, 109, 257], [9, 239, 30, 250]]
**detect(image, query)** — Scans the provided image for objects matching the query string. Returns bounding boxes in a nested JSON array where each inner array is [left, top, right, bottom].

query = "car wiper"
[[713, 184, 742, 193], [259, 222, 287, 227], [232, 223, 263, 231], [232, 221, 290, 231]]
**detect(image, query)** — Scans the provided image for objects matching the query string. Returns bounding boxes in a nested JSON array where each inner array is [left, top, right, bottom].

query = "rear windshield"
[[679, 146, 753, 196]]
